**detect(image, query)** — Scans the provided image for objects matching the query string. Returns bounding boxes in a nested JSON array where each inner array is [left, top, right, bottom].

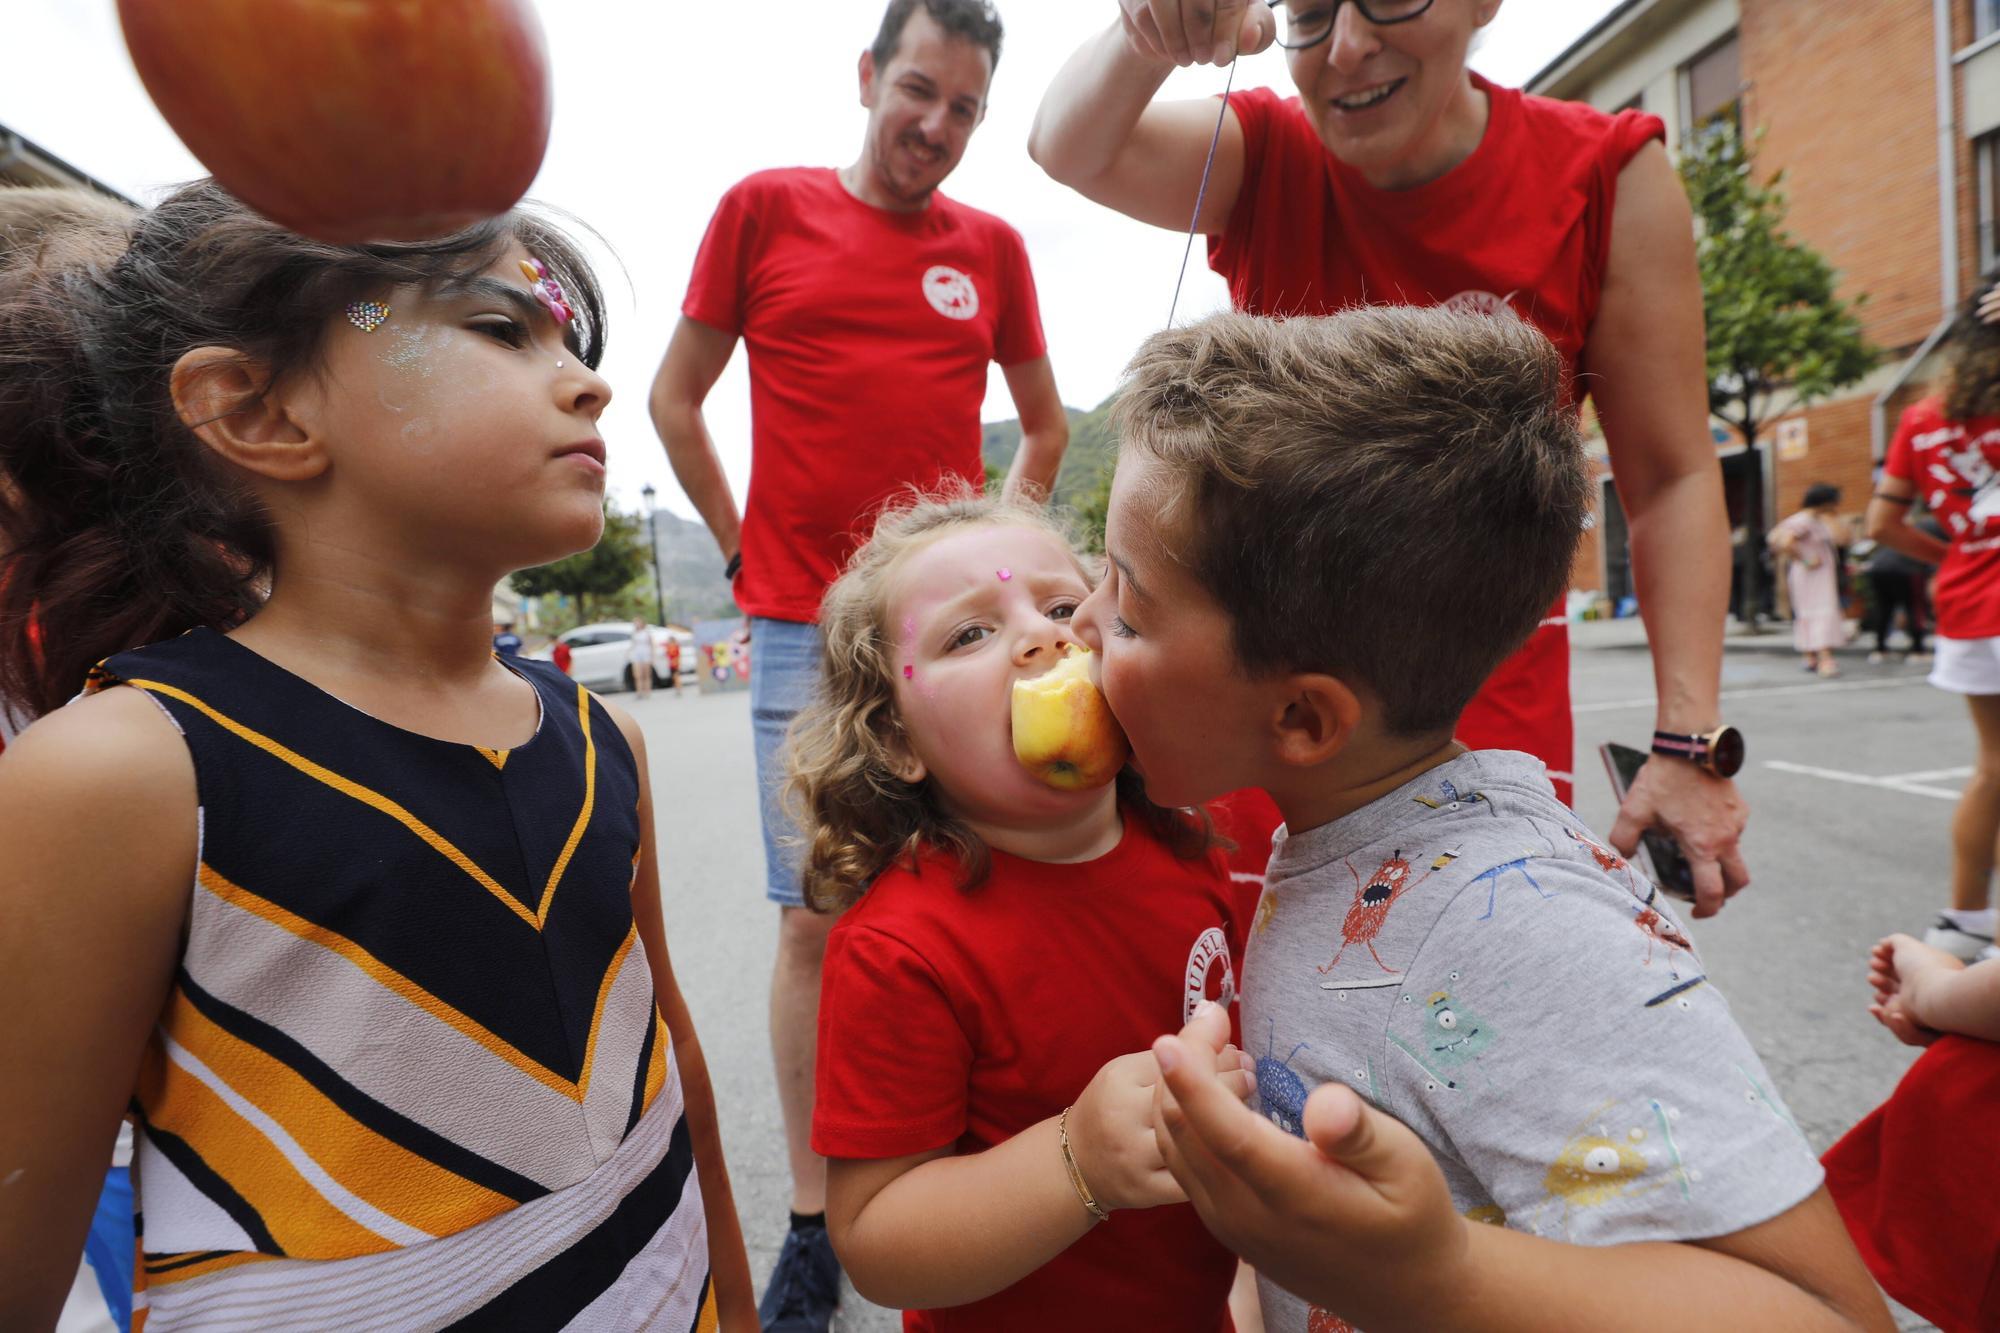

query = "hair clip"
[[345, 300, 391, 333], [519, 257, 573, 325]]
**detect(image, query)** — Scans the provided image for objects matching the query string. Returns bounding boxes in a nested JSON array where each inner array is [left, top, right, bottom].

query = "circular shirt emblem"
[[1183, 926, 1238, 1023], [922, 265, 980, 321], [1441, 289, 1519, 319]]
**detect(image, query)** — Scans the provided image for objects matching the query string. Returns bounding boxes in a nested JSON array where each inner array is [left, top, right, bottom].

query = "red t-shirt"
[[1822, 1035, 2000, 1333], [1883, 397, 2000, 639], [813, 817, 1244, 1331], [683, 167, 1048, 622], [1210, 76, 1665, 800]]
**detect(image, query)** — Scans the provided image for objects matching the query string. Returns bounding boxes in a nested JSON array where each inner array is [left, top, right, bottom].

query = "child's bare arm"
[[0, 694, 194, 1330], [609, 706, 756, 1331], [1437, 1190, 1889, 1333], [1152, 1006, 1892, 1333], [1886, 934, 2000, 1041], [828, 1122, 1095, 1310], [829, 1049, 1250, 1310]]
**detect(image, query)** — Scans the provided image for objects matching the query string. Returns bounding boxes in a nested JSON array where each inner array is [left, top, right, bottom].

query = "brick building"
[[1533, 0, 2000, 613]]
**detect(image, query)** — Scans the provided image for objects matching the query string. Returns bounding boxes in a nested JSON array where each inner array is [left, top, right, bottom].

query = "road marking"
[[1762, 759, 1964, 802], [1879, 765, 1974, 783], [1573, 675, 1928, 715]]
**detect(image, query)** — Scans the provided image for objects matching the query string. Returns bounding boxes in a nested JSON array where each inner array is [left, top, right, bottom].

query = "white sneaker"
[[1867, 651, 1887, 664], [1924, 913, 1997, 962]]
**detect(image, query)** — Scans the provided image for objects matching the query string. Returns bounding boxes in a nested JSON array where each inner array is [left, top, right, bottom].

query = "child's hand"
[[1068, 1038, 1256, 1213], [1148, 1005, 1466, 1329]]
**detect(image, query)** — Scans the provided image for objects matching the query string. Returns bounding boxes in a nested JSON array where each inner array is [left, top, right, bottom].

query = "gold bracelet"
[[1058, 1105, 1110, 1224]]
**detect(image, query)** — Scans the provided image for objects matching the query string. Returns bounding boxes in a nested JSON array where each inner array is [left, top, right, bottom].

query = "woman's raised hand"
[[1118, 0, 1277, 67], [1978, 282, 2000, 326]]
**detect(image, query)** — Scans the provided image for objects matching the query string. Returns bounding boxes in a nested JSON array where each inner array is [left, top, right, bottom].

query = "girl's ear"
[[170, 347, 327, 483], [886, 737, 927, 786]]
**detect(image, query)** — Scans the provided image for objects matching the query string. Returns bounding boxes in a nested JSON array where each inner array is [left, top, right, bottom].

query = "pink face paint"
[[903, 665, 915, 680], [996, 568, 1012, 581]]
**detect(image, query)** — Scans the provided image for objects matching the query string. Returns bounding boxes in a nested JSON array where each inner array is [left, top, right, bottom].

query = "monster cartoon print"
[[1256, 1018, 1312, 1137], [1318, 850, 1434, 975], [1423, 987, 1494, 1070], [1536, 1100, 1667, 1239], [1388, 976, 1496, 1091], [1565, 826, 1641, 892], [1471, 851, 1554, 921], [1630, 880, 1695, 974]]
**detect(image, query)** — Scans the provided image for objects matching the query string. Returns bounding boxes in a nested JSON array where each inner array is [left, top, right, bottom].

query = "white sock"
[[1941, 907, 1997, 936]]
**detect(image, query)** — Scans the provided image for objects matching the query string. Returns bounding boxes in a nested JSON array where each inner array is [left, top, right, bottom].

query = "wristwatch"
[[724, 551, 742, 581], [1651, 726, 1745, 779]]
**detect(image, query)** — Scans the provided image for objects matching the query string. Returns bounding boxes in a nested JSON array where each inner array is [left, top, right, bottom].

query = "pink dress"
[[1771, 511, 1844, 652]]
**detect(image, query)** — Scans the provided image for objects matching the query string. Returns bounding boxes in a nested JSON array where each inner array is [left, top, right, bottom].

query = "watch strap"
[[1651, 730, 1709, 761]]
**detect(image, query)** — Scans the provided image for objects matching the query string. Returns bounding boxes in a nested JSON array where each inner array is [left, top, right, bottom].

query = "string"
[[1167, 54, 1239, 328]]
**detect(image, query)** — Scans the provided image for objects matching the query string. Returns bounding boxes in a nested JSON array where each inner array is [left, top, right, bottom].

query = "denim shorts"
[[749, 616, 823, 907]]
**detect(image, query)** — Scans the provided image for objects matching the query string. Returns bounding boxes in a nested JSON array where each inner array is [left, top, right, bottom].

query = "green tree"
[[1073, 467, 1113, 555], [1679, 118, 1879, 624], [511, 502, 650, 629]]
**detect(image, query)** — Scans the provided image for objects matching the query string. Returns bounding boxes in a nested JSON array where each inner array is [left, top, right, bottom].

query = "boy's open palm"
[[1150, 1005, 1468, 1328]]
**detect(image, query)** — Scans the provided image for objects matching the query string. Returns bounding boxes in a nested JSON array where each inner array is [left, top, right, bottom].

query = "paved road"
[[633, 630, 1958, 1331]]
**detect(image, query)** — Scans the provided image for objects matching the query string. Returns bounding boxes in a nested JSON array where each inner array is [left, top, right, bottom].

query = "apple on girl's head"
[[1011, 644, 1130, 792], [118, 0, 552, 244]]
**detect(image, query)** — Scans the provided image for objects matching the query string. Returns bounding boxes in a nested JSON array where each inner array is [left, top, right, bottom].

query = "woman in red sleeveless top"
[[1031, 0, 1748, 916]]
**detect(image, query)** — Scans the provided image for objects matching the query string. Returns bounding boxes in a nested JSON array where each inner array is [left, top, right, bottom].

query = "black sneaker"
[[759, 1221, 841, 1332]]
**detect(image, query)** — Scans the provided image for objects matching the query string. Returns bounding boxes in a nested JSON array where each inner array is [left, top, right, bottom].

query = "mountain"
[[981, 395, 1119, 511]]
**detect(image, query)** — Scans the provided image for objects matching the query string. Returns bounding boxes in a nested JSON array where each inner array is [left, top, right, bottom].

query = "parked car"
[[534, 622, 693, 692]]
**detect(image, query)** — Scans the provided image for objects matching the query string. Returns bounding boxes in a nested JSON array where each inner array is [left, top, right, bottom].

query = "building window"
[[1679, 32, 1741, 143], [1980, 0, 2000, 41]]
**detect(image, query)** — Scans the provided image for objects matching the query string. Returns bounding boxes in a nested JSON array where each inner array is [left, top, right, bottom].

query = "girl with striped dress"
[[0, 181, 752, 1331]]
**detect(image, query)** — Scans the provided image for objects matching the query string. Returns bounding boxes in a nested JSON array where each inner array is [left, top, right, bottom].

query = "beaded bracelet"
[[1058, 1105, 1110, 1224]]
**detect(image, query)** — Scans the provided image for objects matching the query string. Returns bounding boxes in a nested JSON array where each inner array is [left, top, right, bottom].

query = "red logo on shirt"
[[922, 265, 980, 321], [1183, 926, 1238, 1022], [1441, 289, 1520, 320]]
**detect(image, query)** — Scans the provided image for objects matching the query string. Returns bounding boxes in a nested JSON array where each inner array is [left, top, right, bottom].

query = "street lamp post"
[[640, 483, 667, 627]]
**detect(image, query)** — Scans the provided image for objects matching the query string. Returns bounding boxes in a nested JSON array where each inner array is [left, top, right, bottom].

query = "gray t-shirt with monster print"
[[1241, 749, 1822, 1333]]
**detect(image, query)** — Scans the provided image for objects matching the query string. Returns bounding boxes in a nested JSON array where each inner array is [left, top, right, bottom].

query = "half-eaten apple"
[[1011, 644, 1130, 791]]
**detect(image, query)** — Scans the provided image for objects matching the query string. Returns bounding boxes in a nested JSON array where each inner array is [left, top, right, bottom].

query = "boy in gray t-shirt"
[[1071, 309, 1890, 1332], [1247, 748, 1821, 1330]]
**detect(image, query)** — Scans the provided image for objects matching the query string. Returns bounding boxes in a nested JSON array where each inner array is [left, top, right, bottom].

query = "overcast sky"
[[4, 1, 1621, 525]]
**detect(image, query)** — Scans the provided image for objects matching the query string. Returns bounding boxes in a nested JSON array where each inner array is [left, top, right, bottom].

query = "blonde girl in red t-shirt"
[[787, 489, 1256, 1330]]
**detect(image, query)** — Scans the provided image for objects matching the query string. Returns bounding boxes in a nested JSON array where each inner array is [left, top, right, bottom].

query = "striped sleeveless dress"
[[88, 628, 715, 1331]]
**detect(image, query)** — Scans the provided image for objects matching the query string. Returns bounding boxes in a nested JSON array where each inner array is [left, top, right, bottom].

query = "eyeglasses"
[[1266, 0, 1437, 50]]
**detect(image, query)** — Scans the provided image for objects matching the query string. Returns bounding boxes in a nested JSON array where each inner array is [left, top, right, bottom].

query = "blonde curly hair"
[[784, 485, 1212, 912]]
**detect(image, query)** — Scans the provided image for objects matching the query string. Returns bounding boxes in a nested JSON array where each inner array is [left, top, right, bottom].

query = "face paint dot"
[[903, 665, 914, 680], [996, 568, 1012, 581]]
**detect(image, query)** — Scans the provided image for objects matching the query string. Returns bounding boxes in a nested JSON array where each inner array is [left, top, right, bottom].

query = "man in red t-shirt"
[[1029, 0, 1750, 917], [649, 3, 1069, 1325]]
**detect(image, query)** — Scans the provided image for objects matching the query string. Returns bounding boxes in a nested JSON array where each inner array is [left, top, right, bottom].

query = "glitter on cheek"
[[996, 568, 1012, 581], [381, 326, 437, 376]]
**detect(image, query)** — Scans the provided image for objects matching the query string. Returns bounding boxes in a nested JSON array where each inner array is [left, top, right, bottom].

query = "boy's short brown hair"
[[1113, 306, 1589, 737]]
